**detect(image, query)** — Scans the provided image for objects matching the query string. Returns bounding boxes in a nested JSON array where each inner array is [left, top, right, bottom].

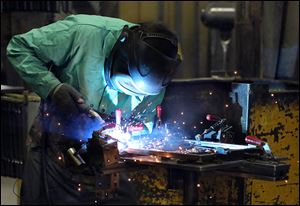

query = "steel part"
[[122, 155, 245, 172], [102, 142, 120, 167], [230, 83, 251, 134], [123, 136, 289, 180], [87, 133, 120, 168], [101, 128, 127, 145], [123, 147, 289, 180], [185, 140, 257, 151], [217, 160, 290, 181], [126, 147, 216, 163], [67, 147, 85, 166]]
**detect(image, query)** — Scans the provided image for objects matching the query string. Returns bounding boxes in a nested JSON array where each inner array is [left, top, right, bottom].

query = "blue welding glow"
[[124, 123, 190, 151], [48, 114, 106, 142]]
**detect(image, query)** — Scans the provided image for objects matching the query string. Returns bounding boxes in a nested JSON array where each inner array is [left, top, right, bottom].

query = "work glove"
[[50, 83, 89, 119]]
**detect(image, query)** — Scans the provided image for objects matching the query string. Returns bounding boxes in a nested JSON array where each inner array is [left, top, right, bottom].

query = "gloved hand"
[[50, 83, 89, 119]]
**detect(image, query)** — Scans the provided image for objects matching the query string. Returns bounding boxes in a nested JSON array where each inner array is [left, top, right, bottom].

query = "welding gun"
[[76, 101, 105, 124], [94, 108, 147, 148]]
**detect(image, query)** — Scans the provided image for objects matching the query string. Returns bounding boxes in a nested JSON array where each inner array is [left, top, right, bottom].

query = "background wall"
[[1, 1, 299, 90]]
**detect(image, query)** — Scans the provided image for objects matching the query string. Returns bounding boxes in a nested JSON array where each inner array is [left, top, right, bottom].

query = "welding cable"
[[97, 85, 108, 112], [41, 100, 51, 204], [40, 63, 51, 204]]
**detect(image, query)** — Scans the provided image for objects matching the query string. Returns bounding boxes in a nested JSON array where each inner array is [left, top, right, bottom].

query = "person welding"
[[6, 14, 181, 205]]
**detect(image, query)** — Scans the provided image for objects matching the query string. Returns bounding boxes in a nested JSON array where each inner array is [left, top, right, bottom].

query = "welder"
[[6, 14, 181, 205]]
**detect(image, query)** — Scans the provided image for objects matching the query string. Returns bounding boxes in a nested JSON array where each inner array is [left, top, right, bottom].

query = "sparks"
[[234, 70, 238, 75], [270, 93, 274, 97], [209, 91, 213, 95], [197, 183, 201, 187], [225, 104, 229, 108], [181, 112, 184, 115], [58, 156, 62, 160]]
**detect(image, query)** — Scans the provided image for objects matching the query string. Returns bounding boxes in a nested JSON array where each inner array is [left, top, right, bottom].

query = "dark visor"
[[128, 38, 180, 95]]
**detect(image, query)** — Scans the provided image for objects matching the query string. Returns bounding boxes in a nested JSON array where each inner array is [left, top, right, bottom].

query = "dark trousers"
[[20, 147, 137, 205]]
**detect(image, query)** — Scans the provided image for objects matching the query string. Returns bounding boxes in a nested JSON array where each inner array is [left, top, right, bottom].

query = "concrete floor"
[[1, 176, 21, 205]]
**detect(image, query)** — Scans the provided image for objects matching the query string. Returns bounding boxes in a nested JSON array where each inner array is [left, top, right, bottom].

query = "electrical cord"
[[41, 100, 51, 204], [97, 85, 108, 111]]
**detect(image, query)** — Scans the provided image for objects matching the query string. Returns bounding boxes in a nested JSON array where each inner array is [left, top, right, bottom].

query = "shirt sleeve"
[[6, 17, 78, 99]]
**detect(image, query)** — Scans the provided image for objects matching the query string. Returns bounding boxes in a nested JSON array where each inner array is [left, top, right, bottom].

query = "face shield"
[[104, 25, 181, 96]]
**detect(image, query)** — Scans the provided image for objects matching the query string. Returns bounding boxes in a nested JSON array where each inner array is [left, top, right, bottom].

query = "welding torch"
[[76, 97, 105, 125], [95, 108, 128, 144], [99, 108, 147, 141]]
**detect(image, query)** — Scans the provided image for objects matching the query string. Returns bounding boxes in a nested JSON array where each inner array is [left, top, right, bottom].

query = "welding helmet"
[[104, 25, 181, 96]]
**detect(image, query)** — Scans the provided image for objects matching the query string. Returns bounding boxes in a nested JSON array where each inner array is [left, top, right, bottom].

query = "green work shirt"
[[7, 14, 165, 133]]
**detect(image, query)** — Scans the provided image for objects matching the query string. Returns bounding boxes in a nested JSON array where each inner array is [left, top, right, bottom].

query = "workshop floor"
[[1, 176, 21, 205]]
